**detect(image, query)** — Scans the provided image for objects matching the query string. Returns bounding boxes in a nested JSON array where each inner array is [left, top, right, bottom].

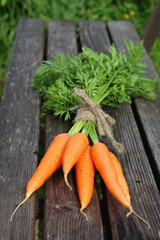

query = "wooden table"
[[0, 18, 160, 240]]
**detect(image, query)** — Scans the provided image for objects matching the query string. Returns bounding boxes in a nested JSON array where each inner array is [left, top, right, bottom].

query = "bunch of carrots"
[[10, 120, 149, 228]]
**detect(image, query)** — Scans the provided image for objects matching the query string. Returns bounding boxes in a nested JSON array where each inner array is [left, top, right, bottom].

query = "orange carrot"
[[10, 133, 71, 221], [91, 142, 150, 228], [110, 151, 150, 227], [75, 146, 95, 218], [110, 152, 130, 204], [62, 132, 89, 190], [91, 142, 130, 209]]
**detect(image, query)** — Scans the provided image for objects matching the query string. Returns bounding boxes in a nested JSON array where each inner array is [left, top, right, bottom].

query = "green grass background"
[[0, 0, 160, 101]]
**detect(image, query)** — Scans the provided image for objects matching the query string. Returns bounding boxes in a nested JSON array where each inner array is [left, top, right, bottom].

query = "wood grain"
[[108, 20, 160, 180], [79, 20, 110, 54], [0, 19, 44, 240], [79, 20, 160, 239], [44, 20, 104, 240]]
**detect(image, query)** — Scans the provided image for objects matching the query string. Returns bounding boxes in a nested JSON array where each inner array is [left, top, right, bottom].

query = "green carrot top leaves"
[[32, 41, 160, 121]]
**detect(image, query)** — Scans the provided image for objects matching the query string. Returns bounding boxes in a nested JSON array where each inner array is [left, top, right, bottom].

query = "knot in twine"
[[73, 88, 124, 154]]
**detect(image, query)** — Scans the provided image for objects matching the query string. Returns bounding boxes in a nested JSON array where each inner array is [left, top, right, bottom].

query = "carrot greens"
[[32, 41, 159, 122]]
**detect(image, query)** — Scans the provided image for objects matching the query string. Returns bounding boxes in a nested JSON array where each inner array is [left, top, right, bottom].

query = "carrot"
[[62, 132, 89, 190], [110, 152, 130, 204], [109, 152, 150, 227], [91, 142, 130, 209], [75, 146, 95, 219], [10, 133, 71, 222], [91, 142, 150, 228]]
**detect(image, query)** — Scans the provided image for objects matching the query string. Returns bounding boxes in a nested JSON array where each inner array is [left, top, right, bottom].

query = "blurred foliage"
[[149, 34, 160, 75], [0, 0, 159, 100]]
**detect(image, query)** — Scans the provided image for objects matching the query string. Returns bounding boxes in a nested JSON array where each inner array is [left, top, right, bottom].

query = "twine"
[[74, 88, 124, 154]]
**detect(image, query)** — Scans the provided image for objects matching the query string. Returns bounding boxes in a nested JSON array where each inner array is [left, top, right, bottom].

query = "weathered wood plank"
[[142, 0, 160, 52], [0, 18, 44, 240], [79, 20, 160, 239], [108, 20, 160, 180], [105, 104, 160, 239], [79, 20, 110, 54], [107, 20, 160, 239], [44, 20, 104, 240]]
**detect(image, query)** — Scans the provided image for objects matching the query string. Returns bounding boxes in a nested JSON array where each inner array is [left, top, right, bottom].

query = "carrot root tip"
[[80, 208, 88, 221], [10, 193, 31, 222], [64, 174, 72, 190], [126, 207, 133, 218], [126, 207, 150, 228]]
